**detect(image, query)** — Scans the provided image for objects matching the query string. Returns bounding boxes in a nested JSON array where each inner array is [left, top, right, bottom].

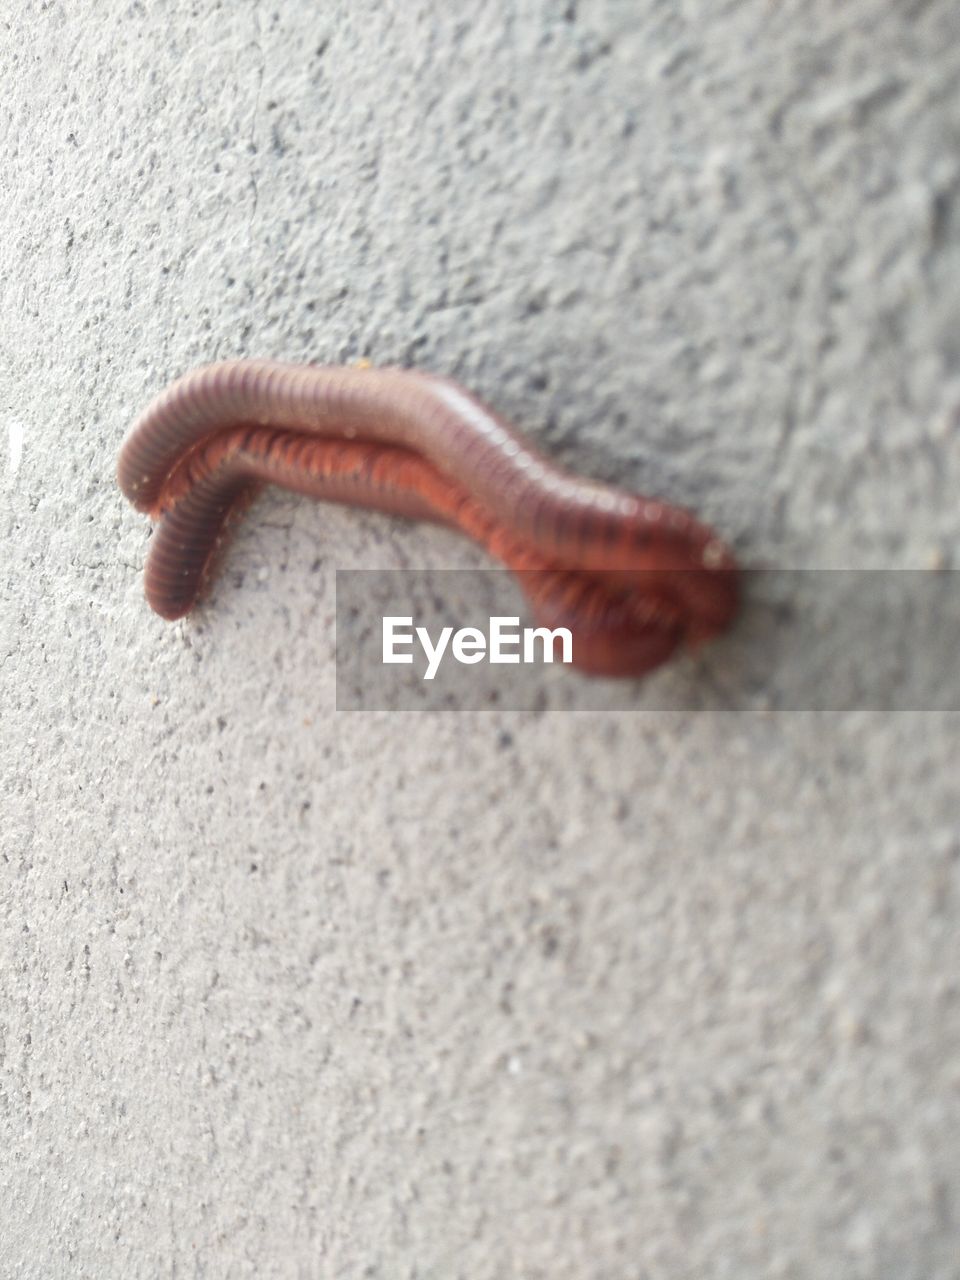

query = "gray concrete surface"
[[2, 1, 959, 1275]]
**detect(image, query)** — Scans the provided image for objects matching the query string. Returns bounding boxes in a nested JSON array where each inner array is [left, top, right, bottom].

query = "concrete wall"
[[2, 1, 958, 1275]]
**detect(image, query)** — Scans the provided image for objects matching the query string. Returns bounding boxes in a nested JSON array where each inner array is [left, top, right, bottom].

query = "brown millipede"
[[117, 360, 739, 677]]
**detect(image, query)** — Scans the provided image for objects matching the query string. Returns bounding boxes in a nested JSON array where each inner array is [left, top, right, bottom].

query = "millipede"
[[117, 360, 739, 677]]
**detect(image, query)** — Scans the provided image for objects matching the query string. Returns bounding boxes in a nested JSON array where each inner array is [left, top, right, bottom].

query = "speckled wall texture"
[[2, 2, 959, 1277]]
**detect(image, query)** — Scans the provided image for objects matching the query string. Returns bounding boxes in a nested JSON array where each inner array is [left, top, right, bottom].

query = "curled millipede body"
[[117, 360, 739, 677]]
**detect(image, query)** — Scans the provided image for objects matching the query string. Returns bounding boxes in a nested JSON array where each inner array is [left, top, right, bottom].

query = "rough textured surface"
[[2, 1, 959, 1276]]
